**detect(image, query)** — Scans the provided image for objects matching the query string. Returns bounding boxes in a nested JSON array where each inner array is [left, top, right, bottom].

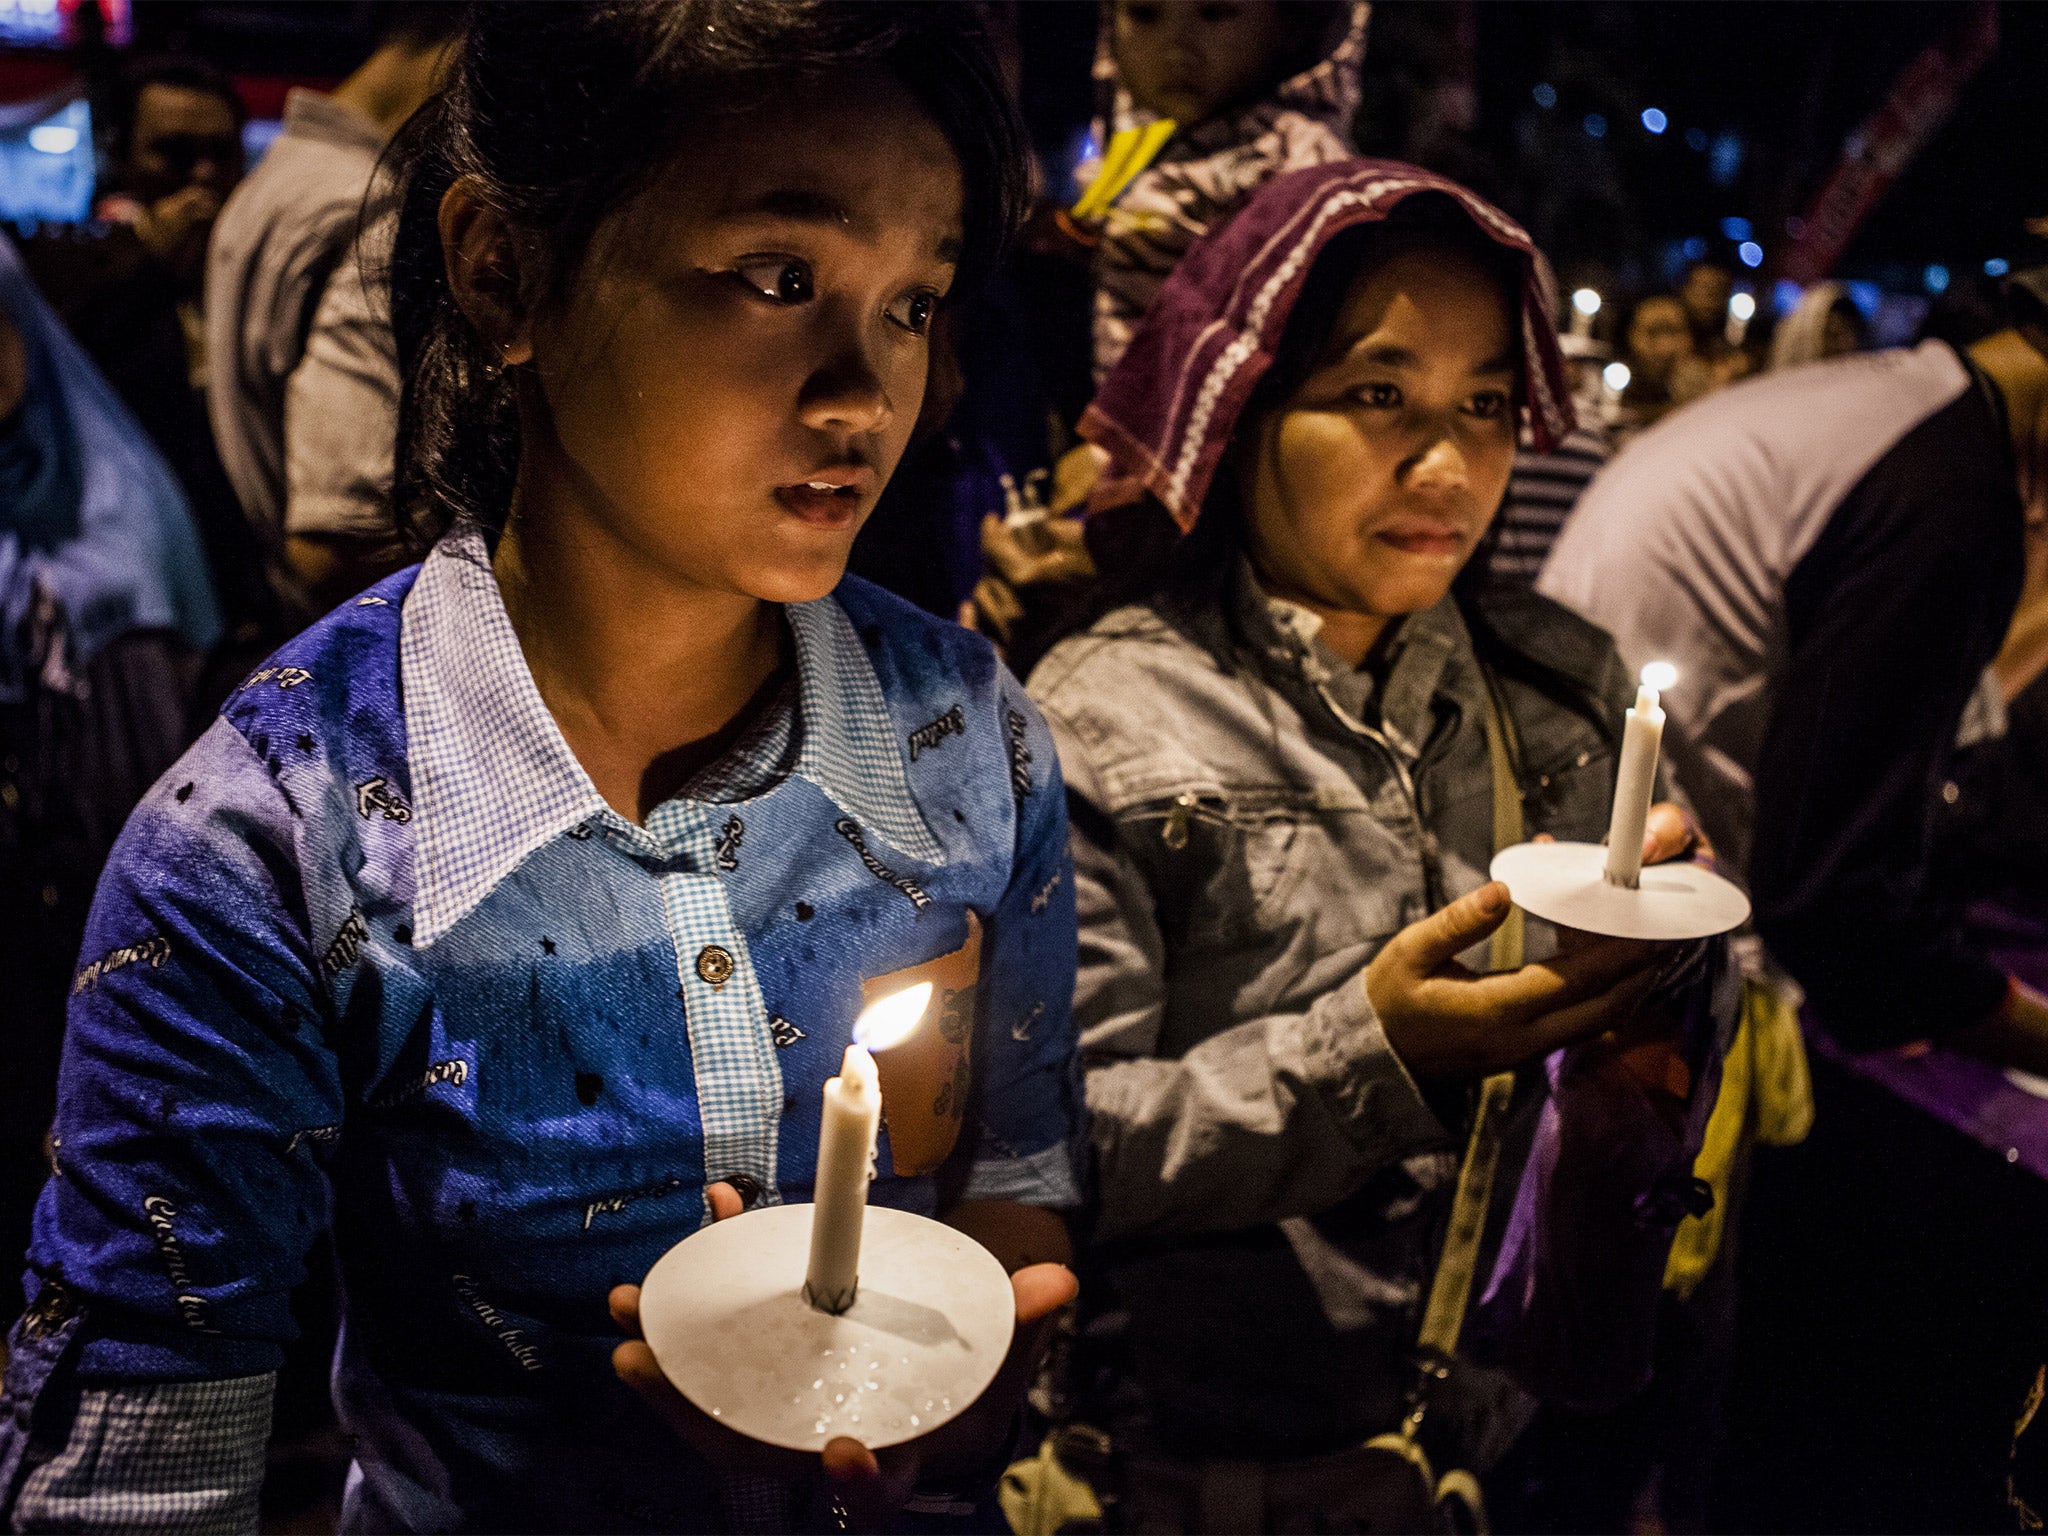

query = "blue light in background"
[[1922, 264, 1949, 295], [240, 119, 283, 171], [1685, 126, 1709, 152], [1583, 113, 1608, 139], [1845, 282, 1881, 319], [1737, 241, 1763, 268], [1533, 83, 1557, 109], [1985, 257, 2010, 277], [1641, 107, 1668, 134], [1682, 236, 1708, 262], [1709, 131, 1743, 187], [1719, 216, 1752, 242], [1773, 279, 1804, 316], [0, 98, 93, 224]]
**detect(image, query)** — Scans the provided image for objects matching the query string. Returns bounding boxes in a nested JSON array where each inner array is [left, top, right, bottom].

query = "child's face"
[[1237, 247, 1518, 625], [1113, 1, 1289, 127], [521, 72, 964, 606]]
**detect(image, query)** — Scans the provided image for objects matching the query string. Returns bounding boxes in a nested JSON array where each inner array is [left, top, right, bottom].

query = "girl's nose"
[[1405, 436, 1471, 494]]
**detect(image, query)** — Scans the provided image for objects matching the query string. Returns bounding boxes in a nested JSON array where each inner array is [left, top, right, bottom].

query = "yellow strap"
[[1070, 119, 1177, 220], [1662, 978, 1814, 1297], [1414, 674, 1525, 1363]]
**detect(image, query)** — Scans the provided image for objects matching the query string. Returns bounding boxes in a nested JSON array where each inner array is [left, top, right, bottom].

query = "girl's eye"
[[1465, 390, 1511, 420], [731, 256, 814, 306], [886, 289, 941, 337], [1355, 381, 1401, 409]]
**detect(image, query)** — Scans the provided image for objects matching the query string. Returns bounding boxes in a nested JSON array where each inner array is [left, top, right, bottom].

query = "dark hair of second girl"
[[386, 0, 1031, 549]]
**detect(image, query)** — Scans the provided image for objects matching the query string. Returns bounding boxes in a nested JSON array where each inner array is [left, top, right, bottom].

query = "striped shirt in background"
[[1481, 423, 1612, 592]]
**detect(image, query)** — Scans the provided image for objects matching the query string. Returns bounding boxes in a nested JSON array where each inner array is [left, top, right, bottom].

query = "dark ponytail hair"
[[388, 1, 1030, 547]]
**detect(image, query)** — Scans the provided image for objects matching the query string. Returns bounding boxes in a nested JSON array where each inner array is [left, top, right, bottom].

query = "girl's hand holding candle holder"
[[614, 982, 1076, 1520]]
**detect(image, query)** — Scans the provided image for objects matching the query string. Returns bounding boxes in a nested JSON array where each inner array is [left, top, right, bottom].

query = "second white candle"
[[1604, 664, 1672, 888]]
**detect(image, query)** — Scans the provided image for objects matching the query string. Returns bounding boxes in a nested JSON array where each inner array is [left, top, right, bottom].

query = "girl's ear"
[[439, 175, 536, 367]]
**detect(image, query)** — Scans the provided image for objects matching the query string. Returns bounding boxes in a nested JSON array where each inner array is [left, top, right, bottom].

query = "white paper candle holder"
[[636, 1202, 1015, 1452], [1490, 841, 1751, 942]]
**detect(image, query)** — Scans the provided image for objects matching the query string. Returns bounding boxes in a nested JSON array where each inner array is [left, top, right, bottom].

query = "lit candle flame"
[[1640, 661, 1678, 693], [852, 981, 933, 1052]]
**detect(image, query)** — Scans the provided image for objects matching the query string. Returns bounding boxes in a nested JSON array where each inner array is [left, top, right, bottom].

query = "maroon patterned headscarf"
[[1079, 159, 1573, 532]]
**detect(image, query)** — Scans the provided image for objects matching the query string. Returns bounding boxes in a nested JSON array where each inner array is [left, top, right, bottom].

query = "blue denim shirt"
[[1, 527, 1079, 1532]]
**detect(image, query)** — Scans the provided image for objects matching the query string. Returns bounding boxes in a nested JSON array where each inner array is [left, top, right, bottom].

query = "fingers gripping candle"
[[1604, 662, 1676, 889], [804, 982, 933, 1314]]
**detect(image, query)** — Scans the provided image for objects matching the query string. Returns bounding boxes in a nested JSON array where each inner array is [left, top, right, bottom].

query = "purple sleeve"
[[1466, 936, 1740, 1410]]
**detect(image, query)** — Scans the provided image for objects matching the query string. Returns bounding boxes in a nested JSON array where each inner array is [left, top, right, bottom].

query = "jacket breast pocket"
[[1522, 738, 1614, 843], [1119, 788, 1326, 944]]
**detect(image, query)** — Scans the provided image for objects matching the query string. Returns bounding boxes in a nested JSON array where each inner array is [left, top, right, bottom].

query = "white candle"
[[803, 982, 932, 1314], [1604, 663, 1675, 888]]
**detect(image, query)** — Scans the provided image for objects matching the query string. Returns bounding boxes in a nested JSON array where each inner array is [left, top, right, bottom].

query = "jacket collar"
[[1229, 558, 1470, 762], [402, 526, 942, 948]]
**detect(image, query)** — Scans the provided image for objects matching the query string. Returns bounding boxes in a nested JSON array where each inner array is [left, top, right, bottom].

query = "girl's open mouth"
[[774, 479, 868, 528]]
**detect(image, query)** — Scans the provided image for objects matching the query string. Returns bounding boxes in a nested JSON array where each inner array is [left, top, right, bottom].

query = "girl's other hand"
[[608, 1183, 1078, 1530], [1641, 800, 1712, 871], [1366, 882, 1666, 1081]]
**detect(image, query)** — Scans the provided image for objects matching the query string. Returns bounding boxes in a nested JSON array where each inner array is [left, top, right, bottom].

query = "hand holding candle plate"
[[1491, 663, 1751, 943], [633, 983, 1020, 1453]]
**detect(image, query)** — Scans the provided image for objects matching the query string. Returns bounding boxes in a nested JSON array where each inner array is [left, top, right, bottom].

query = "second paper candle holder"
[[1492, 661, 1750, 943]]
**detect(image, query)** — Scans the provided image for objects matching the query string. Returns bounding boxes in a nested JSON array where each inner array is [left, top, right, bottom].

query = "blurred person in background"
[[1679, 258, 1735, 361], [1539, 268, 2048, 1536], [972, 2, 1368, 653], [17, 53, 271, 679], [1078, 0, 1365, 383], [0, 233, 219, 1299], [206, 3, 463, 621], [1769, 280, 1870, 371], [1540, 276, 2048, 1071], [1613, 292, 1699, 440], [1946, 265, 2048, 1008]]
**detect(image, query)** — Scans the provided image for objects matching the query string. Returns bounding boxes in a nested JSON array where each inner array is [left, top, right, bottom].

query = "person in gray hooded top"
[[1026, 160, 1738, 1532]]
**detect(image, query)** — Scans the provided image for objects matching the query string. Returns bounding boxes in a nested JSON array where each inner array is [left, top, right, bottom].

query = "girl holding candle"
[[1025, 161, 1736, 1531], [0, 5, 1081, 1532]]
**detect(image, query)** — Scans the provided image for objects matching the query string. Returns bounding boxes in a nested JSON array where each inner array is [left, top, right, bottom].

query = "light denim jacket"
[[1028, 562, 1735, 1463]]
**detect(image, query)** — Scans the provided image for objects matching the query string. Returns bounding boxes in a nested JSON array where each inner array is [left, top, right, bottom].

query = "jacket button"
[[696, 945, 735, 989]]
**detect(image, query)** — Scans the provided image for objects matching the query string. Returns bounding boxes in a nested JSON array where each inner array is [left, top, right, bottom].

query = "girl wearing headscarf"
[[1025, 161, 1736, 1532]]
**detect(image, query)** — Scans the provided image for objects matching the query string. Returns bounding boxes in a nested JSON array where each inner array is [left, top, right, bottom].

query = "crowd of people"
[[0, 3, 2043, 1534]]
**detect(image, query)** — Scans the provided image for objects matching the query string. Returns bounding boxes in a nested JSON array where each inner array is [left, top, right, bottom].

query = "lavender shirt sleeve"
[[1466, 935, 1741, 1410]]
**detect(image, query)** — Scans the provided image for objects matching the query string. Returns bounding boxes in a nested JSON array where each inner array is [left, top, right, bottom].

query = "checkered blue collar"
[[401, 524, 945, 948]]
